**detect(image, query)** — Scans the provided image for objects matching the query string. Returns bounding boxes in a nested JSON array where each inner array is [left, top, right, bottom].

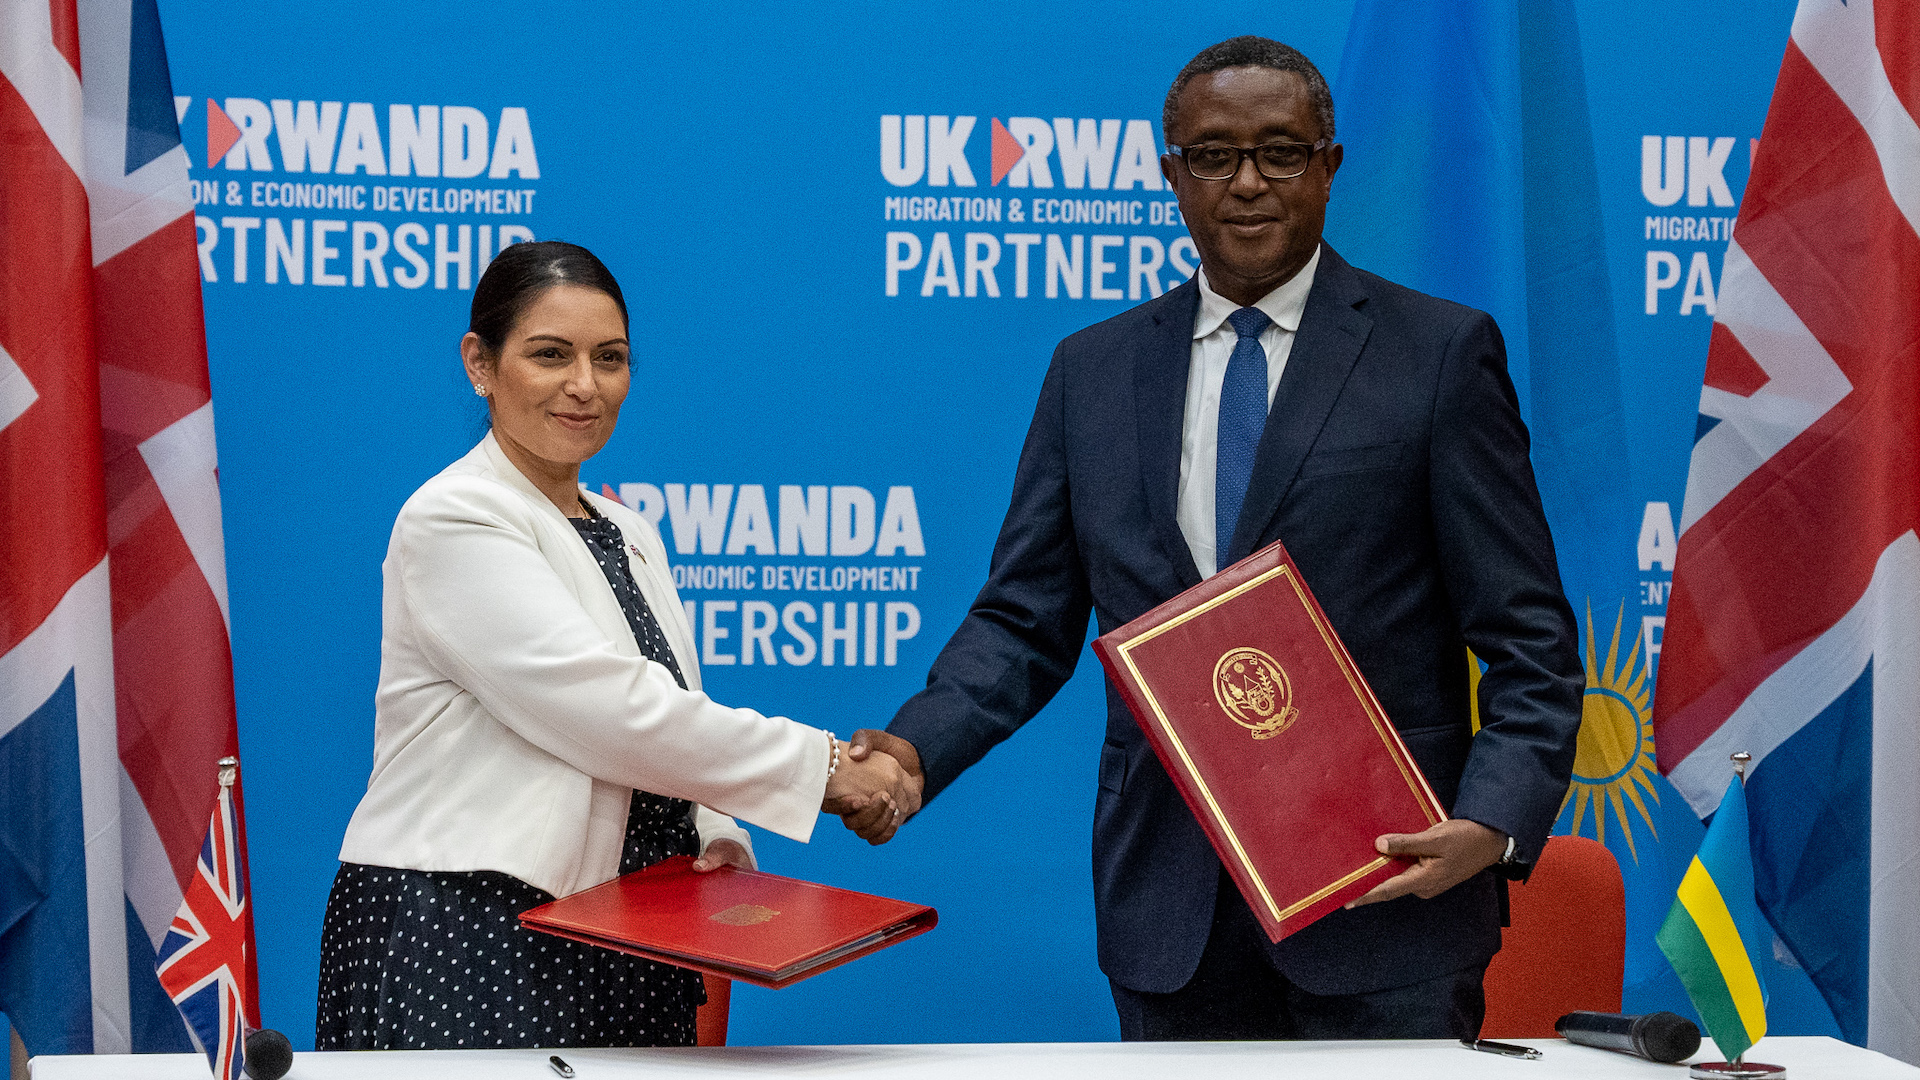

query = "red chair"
[[1480, 834, 1625, 1038], [697, 974, 731, 1046]]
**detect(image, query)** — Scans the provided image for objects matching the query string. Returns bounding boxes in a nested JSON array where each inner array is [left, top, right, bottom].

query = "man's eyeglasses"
[[1166, 139, 1330, 181]]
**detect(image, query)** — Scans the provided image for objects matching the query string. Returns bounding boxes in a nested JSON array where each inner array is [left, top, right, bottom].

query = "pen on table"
[[1461, 1038, 1542, 1060], [549, 1054, 575, 1077]]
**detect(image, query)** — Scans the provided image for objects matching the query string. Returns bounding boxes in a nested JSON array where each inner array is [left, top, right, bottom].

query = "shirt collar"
[[1192, 245, 1323, 341]]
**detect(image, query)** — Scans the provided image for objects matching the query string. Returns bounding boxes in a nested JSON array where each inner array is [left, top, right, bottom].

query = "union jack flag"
[[1654, 0, 1919, 1064], [1, 0, 256, 1065], [155, 761, 257, 1079]]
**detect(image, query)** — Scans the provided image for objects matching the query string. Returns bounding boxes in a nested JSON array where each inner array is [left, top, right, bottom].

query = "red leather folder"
[[1092, 539, 1446, 943], [519, 856, 937, 989]]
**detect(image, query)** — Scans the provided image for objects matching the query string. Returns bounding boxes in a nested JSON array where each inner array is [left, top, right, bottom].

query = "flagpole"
[[1732, 753, 1749, 1070]]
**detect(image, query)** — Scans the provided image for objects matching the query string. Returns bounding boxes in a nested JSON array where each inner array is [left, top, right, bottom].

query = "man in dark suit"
[[846, 36, 1583, 1040]]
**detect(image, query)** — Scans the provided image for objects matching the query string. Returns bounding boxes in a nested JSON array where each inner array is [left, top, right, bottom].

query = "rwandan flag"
[[1658, 776, 1770, 1061], [1327, 0, 1707, 1019]]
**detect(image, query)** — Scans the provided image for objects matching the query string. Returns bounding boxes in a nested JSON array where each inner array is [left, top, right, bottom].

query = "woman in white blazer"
[[315, 242, 913, 1051]]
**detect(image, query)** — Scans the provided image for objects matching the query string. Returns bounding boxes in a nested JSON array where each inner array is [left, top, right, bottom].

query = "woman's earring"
[[474, 385, 487, 397]]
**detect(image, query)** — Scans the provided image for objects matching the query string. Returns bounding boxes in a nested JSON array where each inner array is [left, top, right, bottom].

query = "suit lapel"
[[1135, 276, 1204, 590], [1228, 247, 1375, 562]]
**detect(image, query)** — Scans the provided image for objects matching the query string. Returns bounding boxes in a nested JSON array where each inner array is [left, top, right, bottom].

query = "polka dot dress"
[[315, 505, 705, 1050]]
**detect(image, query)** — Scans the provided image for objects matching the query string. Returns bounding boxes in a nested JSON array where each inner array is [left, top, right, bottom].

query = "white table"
[[29, 1037, 1920, 1080]]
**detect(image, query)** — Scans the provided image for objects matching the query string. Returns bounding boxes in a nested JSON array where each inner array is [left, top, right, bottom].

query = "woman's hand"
[[692, 838, 753, 873]]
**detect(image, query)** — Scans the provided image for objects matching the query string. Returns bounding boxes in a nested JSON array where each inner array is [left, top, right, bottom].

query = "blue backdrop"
[[128, 0, 1836, 1050]]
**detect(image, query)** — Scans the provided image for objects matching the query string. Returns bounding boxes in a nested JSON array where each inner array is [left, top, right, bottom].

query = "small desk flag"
[[154, 760, 258, 1079], [1657, 776, 1770, 1062]]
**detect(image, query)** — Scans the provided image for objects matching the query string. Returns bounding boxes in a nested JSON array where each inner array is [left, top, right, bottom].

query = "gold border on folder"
[[1115, 564, 1442, 924]]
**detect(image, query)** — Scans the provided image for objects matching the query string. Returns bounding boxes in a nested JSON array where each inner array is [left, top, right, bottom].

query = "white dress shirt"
[[1176, 247, 1323, 578]]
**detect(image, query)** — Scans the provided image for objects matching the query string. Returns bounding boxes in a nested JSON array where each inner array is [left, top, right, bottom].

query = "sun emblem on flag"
[[1559, 600, 1661, 862]]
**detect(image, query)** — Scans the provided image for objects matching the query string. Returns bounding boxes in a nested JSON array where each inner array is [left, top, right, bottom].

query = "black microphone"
[[243, 1028, 293, 1080], [1555, 1011, 1701, 1064]]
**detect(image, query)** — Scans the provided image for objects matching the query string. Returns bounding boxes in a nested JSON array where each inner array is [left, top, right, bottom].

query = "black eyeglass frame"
[[1165, 138, 1332, 181]]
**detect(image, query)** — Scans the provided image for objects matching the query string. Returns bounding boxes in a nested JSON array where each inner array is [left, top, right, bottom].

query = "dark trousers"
[[1110, 870, 1488, 1041]]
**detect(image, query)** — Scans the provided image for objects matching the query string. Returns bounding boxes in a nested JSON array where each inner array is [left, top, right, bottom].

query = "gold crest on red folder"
[[1213, 647, 1298, 739], [709, 904, 780, 926]]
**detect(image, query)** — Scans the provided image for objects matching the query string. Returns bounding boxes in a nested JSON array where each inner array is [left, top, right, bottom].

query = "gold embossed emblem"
[[1212, 647, 1298, 739], [709, 904, 780, 926]]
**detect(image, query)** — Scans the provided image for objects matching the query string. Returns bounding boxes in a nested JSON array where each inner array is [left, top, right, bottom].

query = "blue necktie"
[[1215, 306, 1272, 570]]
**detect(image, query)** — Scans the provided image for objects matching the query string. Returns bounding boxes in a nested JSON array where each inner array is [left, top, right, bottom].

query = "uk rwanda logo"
[[189, 98, 538, 177], [880, 114, 1164, 190]]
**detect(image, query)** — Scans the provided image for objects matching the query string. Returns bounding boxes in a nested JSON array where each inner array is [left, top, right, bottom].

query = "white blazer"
[[339, 434, 831, 899]]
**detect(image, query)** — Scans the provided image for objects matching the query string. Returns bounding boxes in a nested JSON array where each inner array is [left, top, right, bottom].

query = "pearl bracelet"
[[825, 729, 841, 779]]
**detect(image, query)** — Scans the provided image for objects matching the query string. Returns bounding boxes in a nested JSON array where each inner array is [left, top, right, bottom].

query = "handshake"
[[819, 730, 925, 845]]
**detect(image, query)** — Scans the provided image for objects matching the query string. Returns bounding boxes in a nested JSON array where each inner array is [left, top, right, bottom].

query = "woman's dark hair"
[[467, 240, 628, 355]]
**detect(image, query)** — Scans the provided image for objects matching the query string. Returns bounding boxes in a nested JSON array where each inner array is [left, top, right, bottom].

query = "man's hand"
[[1344, 819, 1509, 908], [691, 838, 753, 873], [838, 730, 925, 845], [821, 740, 909, 832]]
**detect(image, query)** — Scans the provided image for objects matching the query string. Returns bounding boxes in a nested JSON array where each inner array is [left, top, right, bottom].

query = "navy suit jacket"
[[889, 246, 1583, 996]]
